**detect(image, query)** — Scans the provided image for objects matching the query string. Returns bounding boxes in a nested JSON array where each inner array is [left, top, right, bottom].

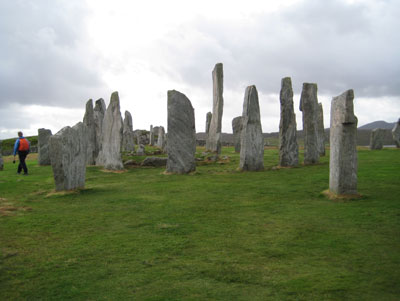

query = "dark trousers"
[[18, 150, 28, 174]]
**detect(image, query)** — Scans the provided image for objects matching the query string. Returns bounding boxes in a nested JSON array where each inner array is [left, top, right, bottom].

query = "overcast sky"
[[0, 0, 399, 139]]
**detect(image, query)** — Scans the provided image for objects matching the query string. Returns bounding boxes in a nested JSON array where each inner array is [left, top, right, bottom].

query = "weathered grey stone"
[[370, 128, 385, 150], [141, 156, 168, 167], [37, 128, 52, 165], [300, 83, 320, 164], [392, 119, 400, 148], [205, 112, 212, 134], [83, 99, 96, 165], [149, 125, 155, 146], [49, 122, 87, 191], [94, 98, 106, 165], [232, 116, 243, 153], [166, 90, 196, 174], [206, 63, 223, 154], [122, 111, 135, 152], [278, 77, 299, 167], [96, 91, 124, 170], [156, 126, 166, 151], [239, 85, 264, 171], [329, 89, 358, 195], [317, 103, 326, 156], [136, 144, 145, 156], [0, 140, 3, 170]]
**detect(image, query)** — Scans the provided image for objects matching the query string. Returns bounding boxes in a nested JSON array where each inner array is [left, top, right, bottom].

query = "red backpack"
[[18, 138, 29, 151]]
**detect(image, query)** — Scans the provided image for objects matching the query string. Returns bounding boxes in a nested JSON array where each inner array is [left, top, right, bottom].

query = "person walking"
[[13, 131, 30, 175]]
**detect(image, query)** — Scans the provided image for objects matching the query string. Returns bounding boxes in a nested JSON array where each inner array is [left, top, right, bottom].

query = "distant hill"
[[358, 120, 396, 130]]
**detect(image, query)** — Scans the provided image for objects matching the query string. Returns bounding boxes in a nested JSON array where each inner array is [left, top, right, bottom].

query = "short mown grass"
[[0, 147, 399, 300]]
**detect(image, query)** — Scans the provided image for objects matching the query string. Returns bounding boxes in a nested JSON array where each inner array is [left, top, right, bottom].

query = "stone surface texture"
[[300, 83, 320, 164], [49, 122, 87, 191], [206, 63, 224, 154], [317, 103, 326, 156], [93, 98, 106, 165], [122, 111, 135, 152], [149, 125, 155, 146], [141, 157, 168, 167], [83, 99, 96, 165], [38, 128, 52, 165], [329, 89, 358, 195], [156, 126, 166, 151], [370, 128, 385, 150], [166, 90, 196, 174], [96, 92, 124, 170], [392, 119, 400, 148], [239, 85, 264, 171], [205, 112, 212, 134], [136, 144, 145, 156], [232, 116, 243, 153], [278, 77, 299, 167]]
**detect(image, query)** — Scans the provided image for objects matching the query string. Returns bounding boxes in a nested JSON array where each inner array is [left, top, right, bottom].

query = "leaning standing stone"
[[317, 103, 326, 156], [329, 89, 358, 195], [83, 99, 96, 165], [166, 90, 196, 174], [94, 98, 106, 165], [239, 85, 264, 171], [278, 77, 299, 167], [232, 116, 243, 153], [300, 83, 320, 164], [206, 63, 224, 154], [122, 111, 136, 152], [392, 119, 400, 148], [370, 128, 385, 150], [96, 91, 124, 170], [49, 122, 87, 191], [38, 128, 52, 165]]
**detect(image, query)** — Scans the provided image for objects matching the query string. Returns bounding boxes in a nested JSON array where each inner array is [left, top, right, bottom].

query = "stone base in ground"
[[322, 189, 362, 201]]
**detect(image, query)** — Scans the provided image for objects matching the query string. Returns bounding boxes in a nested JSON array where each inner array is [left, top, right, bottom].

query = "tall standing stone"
[[96, 91, 124, 170], [149, 125, 155, 146], [205, 112, 212, 134], [278, 77, 299, 167], [317, 103, 326, 156], [370, 128, 384, 150], [156, 126, 166, 151], [0, 140, 3, 171], [166, 90, 196, 174], [206, 63, 224, 154], [232, 116, 243, 153], [122, 111, 135, 152], [300, 83, 320, 165], [94, 98, 106, 165], [83, 99, 96, 165], [49, 122, 87, 191], [392, 119, 400, 148], [38, 128, 52, 165], [329, 89, 358, 195], [239, 85, 264, 171]]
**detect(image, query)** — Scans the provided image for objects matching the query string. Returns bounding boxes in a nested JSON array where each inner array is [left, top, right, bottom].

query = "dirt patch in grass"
[[0, 198, 32, 216], [322, 189, 363, 202]]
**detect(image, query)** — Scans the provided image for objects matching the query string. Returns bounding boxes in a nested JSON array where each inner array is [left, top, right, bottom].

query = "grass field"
[[1, 147, 399, 300]]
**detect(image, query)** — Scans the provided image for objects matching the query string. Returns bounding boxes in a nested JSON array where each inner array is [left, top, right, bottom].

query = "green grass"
[[0, 147, 399, 300]]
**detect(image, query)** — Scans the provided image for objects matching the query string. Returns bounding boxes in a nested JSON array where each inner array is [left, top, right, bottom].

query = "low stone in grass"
[[141, 157, 168, 167]]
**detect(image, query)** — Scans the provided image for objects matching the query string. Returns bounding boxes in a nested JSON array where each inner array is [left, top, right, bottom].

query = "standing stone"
[[156, 126, 166, 151], [0, 140, 3, 171], [300, 83, 320, 164], [232, 116, 243, 153], [329, 89, 358, 195], [149, 125, 155, 146], [122, 111, 135, 152], [136, 144, 145, 156], [370, 128, 385, 150], [49, 122, 87, 191], [96, 91, 124, 170], [317, 103, 326, 156], [166, 90, 196, 174], [278, 77, 299, 167], [392, 119, 400, 148], [205, 112, 212, 134], [206, 63, 224, 154], [94, 98, 106, 165], [38, 128, 52, 165], [83, 99, 96, 165], [239, 85, 264, 171]]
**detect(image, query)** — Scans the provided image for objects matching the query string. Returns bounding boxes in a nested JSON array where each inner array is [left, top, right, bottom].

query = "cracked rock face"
[[49, 122, 87, 191], [166, 90, 196, 174], [329, 89, 358, 195], [278, 77, 298, 167], [239, 85, 264, 171], [96, 91, 124, 170], [38, 128, 52, 165]]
